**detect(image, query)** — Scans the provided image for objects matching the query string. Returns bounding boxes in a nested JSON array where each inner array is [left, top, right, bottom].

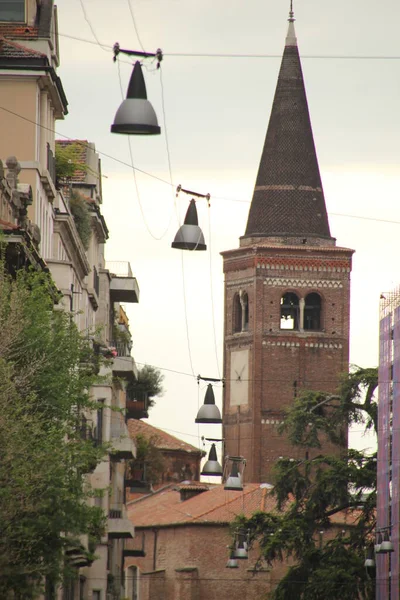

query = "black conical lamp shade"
[[224, 461, 243, 491], [171, 200, 207, 251], [195, 384, 222, 424], [111, 61, 161, 135], [201, 443, 223, 476]]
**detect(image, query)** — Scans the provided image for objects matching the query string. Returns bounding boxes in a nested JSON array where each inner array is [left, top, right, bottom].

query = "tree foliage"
[[55, 142, 87, 183], [128, 433, 166, 487], [236, 366, 378, 600], [69, 190, 92, 250], [0, 263, 107, 597], [136, 364, 164, 408]]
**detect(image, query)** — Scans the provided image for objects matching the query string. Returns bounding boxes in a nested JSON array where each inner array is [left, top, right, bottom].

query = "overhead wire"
[[126, 0, 146, 53], [123, 0, 198, 373], [77, 0, 110, 52], [56, 31, 400, 61], [0, 103, 399, 230], [116, 59, 175, 241], [207, 203, 222, 379]]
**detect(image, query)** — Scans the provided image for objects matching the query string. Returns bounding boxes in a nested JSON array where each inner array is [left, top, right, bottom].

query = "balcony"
[[40, 144, 57, 200], [123, 533, 146, 558], [88, 265, 100, 310], [110, 418, 136, 461], [111, 340, 138, 381], [107, 261, 140, 304], [125, 466, 151, 494], [65, 535, 93, 568], [126, 388, 149, 420], [108, 505, 134, 540]]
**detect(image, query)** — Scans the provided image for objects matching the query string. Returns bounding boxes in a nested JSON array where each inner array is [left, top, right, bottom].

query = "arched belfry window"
[[280, 292, 299, 330], [304, 292, 322, 331], [233, 293, 242, 333], [233, 291, 249, 333], [242, 293, 249, 331]]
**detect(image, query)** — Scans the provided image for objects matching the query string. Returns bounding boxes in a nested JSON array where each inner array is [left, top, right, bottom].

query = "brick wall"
[[222, 244, 353, 483], [125, 525, 278, 600]]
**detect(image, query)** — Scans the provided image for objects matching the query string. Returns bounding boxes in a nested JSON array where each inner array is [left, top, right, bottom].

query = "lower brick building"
[[124, 482, 282, 600]]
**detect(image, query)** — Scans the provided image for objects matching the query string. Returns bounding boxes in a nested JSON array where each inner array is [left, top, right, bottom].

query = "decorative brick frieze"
[[226, 278, 254, 289], [262, 278, 344, 288]]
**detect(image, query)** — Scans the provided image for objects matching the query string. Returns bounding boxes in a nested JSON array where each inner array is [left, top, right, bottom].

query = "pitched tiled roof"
[[128, 481, 363, 531], [244, 20, 333, 243], [127, 419, 203, 455], [55, 140, 88, 183], [0, 36, 46, 59], [127, 483, 277, 527]]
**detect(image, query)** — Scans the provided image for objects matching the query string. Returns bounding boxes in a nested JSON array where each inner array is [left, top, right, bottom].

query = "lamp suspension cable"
[[207, 204, 221, 378], [126, 0, 146, 53], [116, 59, 174, 241], [78, 0, 110, 52]]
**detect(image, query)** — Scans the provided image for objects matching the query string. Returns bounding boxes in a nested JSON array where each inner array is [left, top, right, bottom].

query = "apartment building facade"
[[0, 2, 142, 598]]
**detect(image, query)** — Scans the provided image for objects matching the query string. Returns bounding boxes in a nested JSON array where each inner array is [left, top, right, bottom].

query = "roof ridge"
[[127, 419, 203, 454], [127, 483, 175, 506], [0, 36, 47, 57], [192, 484, 259, 522]]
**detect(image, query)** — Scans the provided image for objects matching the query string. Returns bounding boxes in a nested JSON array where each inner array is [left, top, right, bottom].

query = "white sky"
[[54, 0, 400, 461]]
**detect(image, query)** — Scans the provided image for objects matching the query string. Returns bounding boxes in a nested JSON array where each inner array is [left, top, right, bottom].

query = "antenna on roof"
[[289, 0, 295, 22]]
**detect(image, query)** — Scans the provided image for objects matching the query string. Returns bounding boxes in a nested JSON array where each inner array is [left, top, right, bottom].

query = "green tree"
[[55, 141, 87, 183], [135, 364, 164, 409], [236, 367, 378, 600], [69, 190, 92, 250], [128, 433, 166, 487], [0, 264, 107, 597]]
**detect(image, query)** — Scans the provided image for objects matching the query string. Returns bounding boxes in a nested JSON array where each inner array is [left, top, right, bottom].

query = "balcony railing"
[[110, 417, 135, 460], [108, 504, 134, 539], [106, 261, 132, 278], [126, 389, 149, 420], [110, 339, 132, 358]]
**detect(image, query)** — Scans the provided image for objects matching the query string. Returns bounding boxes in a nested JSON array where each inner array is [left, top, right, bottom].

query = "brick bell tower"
[[221, 10, 354, 484]]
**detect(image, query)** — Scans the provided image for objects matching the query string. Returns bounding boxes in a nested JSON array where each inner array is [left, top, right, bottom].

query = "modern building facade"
[[377, 290, 400, 599], [221, 11, 354, 483]]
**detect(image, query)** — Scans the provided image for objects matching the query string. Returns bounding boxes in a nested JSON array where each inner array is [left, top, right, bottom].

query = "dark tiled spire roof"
[[244, 17, 333, 243]]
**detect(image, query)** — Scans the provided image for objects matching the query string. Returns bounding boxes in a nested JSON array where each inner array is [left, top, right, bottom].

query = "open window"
[[280, 292, 299, 330], [242, 292, 249, 331], [0, 0, 25, 22], [233, 291, 249, 333], [233, 293, 242, 333], [304, 292, 322, 331]]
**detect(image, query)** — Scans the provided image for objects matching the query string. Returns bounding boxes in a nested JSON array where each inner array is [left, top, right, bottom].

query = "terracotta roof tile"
[[0, 36, 46, 59], [127, 419, 203, 455], [127, 483, 277, 527], [127, 482, 363, 531], [0, 24, 39, 38]]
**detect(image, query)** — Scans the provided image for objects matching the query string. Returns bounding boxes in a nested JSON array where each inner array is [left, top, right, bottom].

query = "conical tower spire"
[[243, 9, 334, 244]]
